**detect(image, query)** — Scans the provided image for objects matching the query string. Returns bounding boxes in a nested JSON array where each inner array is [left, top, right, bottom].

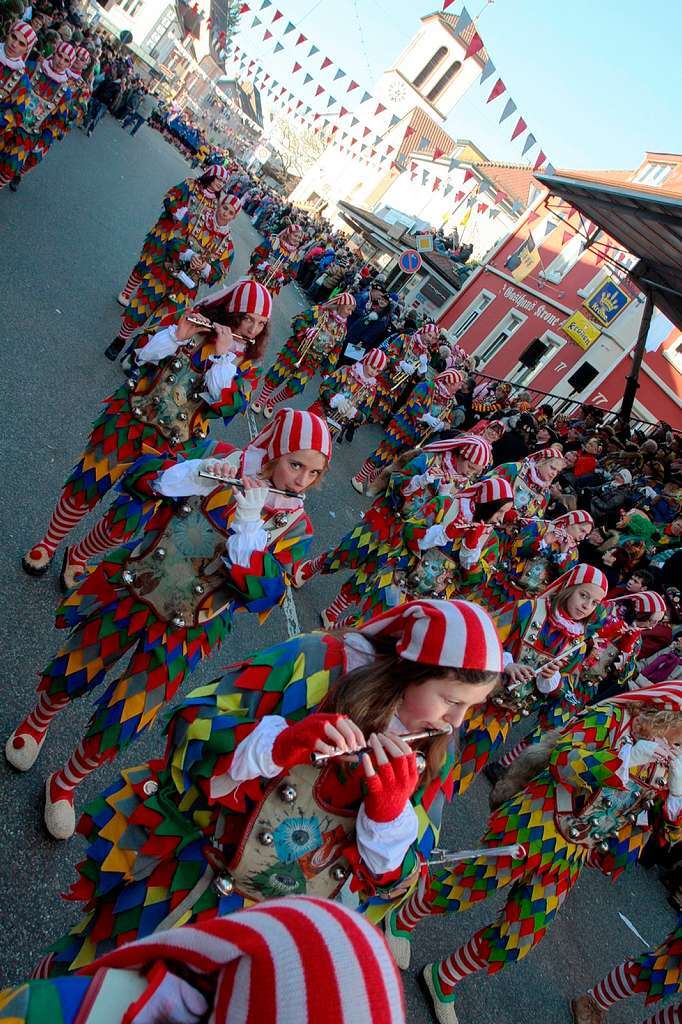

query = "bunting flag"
[[374, 102, 386, 115], [511, 116, 527, 141], [360, 90, 371, 103], [263, 28, 272, 40], [487, 77, 506, 103], [477, 202, 489, 213], [443, 184, 453, 195], [522, 131, 537, 155], [443, 0, 456, 8], [295, 32, 306, 44], [464, 30, 484, 60], [454, 190, 465, 201], [533, 149, 547, 170], [449, 156, 462, 171], [479, 57, 495, 83], [490, 209, 500, 219], [260, 0, 271, 7], [433, 146, 445, 160], [315, 84, 324, 96], [321, 56, 332, 70], [499, 97, 516, 122], [494, 189, 508, 204], [347, 80, 358, 92], [283, 20, 295, 33], [463, 168, 475, 182], [334, 68, 346, 80], [273, 41, 283, 52], [251, 15, 261, 27], [308, 44, 319, 57], [327, 95, 336, 107], [292, 61, 301, 73], [388, 114, 400, 128], [432, 176, 442, 191], [272, 8, 283, 21], [303, 72, 312, 84], [456, 6, 472, 35], [545, 162, 556, 175]]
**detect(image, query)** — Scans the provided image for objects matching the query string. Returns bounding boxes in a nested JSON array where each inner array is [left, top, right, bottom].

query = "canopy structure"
[[535, 170, 682, 425]]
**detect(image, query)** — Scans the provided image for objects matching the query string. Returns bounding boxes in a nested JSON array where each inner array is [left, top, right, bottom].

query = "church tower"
[[373, 12, 487, 124]]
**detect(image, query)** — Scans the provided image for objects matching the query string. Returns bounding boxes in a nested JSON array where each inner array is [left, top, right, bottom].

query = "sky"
[[229, 0, 682, 172]]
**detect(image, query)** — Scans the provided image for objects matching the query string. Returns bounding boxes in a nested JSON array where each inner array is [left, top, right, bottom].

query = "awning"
[[535, 171, 682, 328]]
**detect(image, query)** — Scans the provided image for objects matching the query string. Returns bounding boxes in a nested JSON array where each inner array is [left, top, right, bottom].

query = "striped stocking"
[[352, 458, 378, 486], [69, 511, 120, 566], [32, 492, 89, 558], [256, 376, 281, 407], [589, 959, 638, 1010], [49, 737, 108, 803], [118, 315, 138, 342], [640, 1006, 682, 1024], [436, 932, 488, 995], [119, 268, 143, 301], [323, 581, 355, 625], [299, 553, 326, 581], [498, 737, 530, 769], [12, 692, 70, 745], [394, 887, 435, 933], [0, 171, 14, 189], [267, 382, 295, 410]]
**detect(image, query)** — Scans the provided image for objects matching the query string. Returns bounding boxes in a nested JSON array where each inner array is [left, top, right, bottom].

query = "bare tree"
[[267, 113, 327, 179]]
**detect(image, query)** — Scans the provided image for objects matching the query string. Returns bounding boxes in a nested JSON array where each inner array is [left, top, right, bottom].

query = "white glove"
[[173, 205, 189, 221], [536, 670, 561, 694], [201, 262, 211, 279], [329, 393, 346, 410], [399, 360, 416, 374], [176, 270, 196, 290], [232, 486, 269, 524], [417, 353, 428, 375], [629, 739, 669, 767], [420, 413, 443, 430], [344, 403, 358, 420], [669, 753, 682, 796], [202, 352, 238, 401], [179, 248, 196, 263], [257, 261, 268, 271]]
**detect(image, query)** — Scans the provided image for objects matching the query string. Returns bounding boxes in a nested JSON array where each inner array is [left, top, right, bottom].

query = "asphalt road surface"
[[0, 115, 677, 1023]]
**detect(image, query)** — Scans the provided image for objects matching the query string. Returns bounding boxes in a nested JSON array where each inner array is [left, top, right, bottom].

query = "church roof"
[[424, 11, 491, 66], [397, 108, 456, 161]]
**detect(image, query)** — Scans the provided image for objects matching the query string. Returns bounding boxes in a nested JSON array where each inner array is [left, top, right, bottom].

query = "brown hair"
[[198, 305, 271, 364]]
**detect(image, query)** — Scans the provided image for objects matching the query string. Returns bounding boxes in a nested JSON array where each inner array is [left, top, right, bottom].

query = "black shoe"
[[8, 175, 21, 192], [104, 336, 125, 361], [483, 762, 507, 786]]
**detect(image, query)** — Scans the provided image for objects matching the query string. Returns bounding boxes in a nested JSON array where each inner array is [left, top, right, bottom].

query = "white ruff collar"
[[40, 57, 69, 83], [0, 43, 25, 71]]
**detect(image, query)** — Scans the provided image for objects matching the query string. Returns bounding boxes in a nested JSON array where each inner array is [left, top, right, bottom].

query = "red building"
[[438, 152, 682, 427]]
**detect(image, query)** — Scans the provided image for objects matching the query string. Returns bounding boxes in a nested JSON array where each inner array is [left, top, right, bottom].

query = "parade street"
[[0, 120, 676, 1024]]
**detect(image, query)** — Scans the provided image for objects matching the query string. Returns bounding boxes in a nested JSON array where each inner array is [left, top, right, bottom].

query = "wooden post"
[[618, 287, 653, 436]]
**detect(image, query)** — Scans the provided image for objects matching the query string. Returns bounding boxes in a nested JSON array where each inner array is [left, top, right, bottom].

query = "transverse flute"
[[310, 725, 453, 767], [197, 468, 303, 501], [184, 313, 250, 343]]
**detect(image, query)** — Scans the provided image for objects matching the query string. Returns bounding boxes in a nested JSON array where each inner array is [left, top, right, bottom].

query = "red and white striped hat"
[[242, 407, 332, 475], [79, 896, 406, 1024], [74, 45, 91, 66], [11, 20, 37, 48], [220, 191, 242, 212], [543, 562, 609, 597], [360, 598, 504, 673], [327, 291, 356, 309], [434, 369, 463, 394], [528, 446, 564, 462], [205, 164, 230, 181], [55, 41, 76, 61], [418, 322, 440, 337], [462, 475, 514, 504], [423, 435, 492, 468], [610, 681, 682, 713], [610, 591, 667, 618], [553, 509, 594, 529], [215, 278, 272, 318], [363, 348, 388, 371]]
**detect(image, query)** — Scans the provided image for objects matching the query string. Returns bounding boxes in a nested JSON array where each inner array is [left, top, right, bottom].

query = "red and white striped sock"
[[119, 268, 143, 301], [49, 738, 107, 803], [323, 583, 355, 625], [300, 553, 326, 581], [352, 459, 377, 485], [590, 960, 638, 1010], [640, 1005, 682, 1024], [0, 171, 13, 188], [499, 738, 530, 769], [268, 382, 295, 409], [33, 493, 88, 558], [395, 889, 434, 933], [118, 316, 138, 342], [257, 377, 280, 406], [69, 512, 119, 565], [437, 932, 488, 995], [13, 692, 70, 745]]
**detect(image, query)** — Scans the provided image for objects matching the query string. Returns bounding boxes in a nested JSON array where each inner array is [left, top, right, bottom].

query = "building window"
[[567, 361, 600, 394], [474, 310, 525, 366], [632, 161, 675, 187], [541, 233, 591, 284], [663, 335, 682, 375], [412, 47, 448, 89], [577, 269, 610, 298], [509, 331, 565, 385], [426, 61, 462, 102], [448, 290, 494, 340]]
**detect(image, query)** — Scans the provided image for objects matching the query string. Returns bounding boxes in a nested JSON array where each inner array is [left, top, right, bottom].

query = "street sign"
[[416, 234, 434, 253], [400, 249, 422, 274]]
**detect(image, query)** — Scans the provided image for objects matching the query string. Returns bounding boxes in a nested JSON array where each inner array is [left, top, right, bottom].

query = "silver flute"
[[428, 843, 526, 865], [310, 725, 453, 767], [197, 468, 303, 501]]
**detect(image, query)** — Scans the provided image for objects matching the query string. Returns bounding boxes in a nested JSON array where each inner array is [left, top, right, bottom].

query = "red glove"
[[272, 714, 345, 769], [502, 507, 520, 525], [363, 750, 419, 823], [463, 522, 490, 549]]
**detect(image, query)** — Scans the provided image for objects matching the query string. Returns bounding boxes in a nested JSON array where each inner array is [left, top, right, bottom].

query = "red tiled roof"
[[397, 108, 456, 161], [469, 160, 536, 205]]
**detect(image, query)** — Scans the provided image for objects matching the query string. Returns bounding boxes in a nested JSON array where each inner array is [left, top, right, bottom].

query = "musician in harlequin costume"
[[351, 369, 465, 496], [353, 477, 515, 622], [486, 446, 566, 517], [582, 591, 668, 701], [470, 380, 512, 420], [292, 435, 492, 628], [22, 280, 273, 585], [571, 915, 682, 1024], [312, 347, 389, 444], [104, 189, 240, 362], [249, 220, 304, 296], [386, 682, 682, 1024], [0, 21, 36, 133], [373, 323, 441, 425], [3, 898, 407, 1024], [252, 292, 356, 418], [64, 46, 92, 127], [115, 165, 230, 312], [36, 599, 505, 976], [452, 563, 610, 795], [0, 40, 73, 192], [6, 408, 332, 841], [477, 507, 594, 613]]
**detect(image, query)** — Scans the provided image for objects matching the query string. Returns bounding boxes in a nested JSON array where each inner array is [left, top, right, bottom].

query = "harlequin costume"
[[351, 370, 464, 495], [373, 324, 440, 425], [0, 42, 73, 190], [581, 591, 668, 702], [252, 293, 355, 417], [35, 599, 503, 977], [571, 915, 682, 1024], [386, 682, 682, 1024], [0, 22, 36, 135], [452, 564, 609, 795], [485, 447, 565, 517], [64, 47, 92, 127], [6, 409, 332, 841], [293, 436, 492, 627], [1, 897, 406, 1024], [115, 167, 230, 310], [249, 223, 303, 295], [106, 190, 240, 360], [23, 280, 273, 583], [312, 348, 389, 443], [477, 508, 592, 613]]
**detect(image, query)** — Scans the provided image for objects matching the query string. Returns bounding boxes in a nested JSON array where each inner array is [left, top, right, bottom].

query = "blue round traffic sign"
[[399, 249, 422, 274]]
